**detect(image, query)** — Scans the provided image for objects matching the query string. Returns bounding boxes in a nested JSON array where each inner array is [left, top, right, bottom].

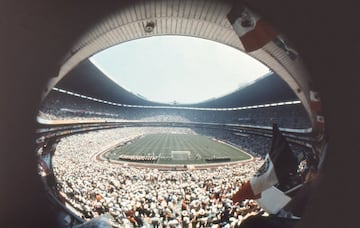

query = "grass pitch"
[[106, 134, 251, 164]]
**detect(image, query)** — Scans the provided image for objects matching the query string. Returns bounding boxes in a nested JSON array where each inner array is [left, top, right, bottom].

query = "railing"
[[45, 184, 85, 227]]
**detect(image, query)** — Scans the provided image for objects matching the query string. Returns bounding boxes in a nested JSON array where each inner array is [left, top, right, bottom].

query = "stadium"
[[35, 54, 314, 227], [1, 1, 358, 228]]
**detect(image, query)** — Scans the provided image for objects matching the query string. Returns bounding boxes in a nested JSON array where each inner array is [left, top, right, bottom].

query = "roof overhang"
[[43, 0, 316, 130]]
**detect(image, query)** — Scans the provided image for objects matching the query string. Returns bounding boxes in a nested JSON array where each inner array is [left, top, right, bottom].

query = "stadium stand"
[[35, 41, 312, 227], [192, 128, 309, 158], [48, 124, 311, 227], [35, 63, 314, 226], [39, 89, 311, 129], [51, 128, 267, 227]]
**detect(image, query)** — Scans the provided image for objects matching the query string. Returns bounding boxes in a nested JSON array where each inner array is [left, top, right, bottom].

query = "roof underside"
[[44, 0, 315, 126], [56, 60, 297, 108]]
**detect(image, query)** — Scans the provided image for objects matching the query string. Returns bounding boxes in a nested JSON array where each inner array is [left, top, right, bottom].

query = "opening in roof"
[[89, 35, 270, 105]]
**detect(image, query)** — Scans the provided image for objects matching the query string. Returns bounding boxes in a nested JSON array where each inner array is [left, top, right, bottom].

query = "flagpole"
[[284, 184, 303, 195]]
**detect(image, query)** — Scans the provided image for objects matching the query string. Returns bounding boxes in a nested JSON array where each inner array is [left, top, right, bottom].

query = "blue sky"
[[90, 35, 270, 104]]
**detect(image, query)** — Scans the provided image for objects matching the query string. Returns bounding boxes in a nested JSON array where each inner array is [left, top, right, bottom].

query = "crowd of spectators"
[[40, 89, 312, 226], [39, 90, 311, 129], [192, 128, 310, 159], [52, 127, 269, 227]]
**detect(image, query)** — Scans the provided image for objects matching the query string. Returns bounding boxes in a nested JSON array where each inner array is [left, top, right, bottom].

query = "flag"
[[232, 123, 298, 203], [228, 6, 278, 52], [256, 186, 292, 214]]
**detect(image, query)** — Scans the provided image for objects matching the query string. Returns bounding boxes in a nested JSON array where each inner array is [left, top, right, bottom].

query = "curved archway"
[[44, 0, 316, 130]]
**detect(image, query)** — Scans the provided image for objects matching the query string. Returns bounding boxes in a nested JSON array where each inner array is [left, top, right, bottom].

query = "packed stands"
[[39, 89, 311, 129], [51, 127, 267, 227], [39, 82, 312, 226]]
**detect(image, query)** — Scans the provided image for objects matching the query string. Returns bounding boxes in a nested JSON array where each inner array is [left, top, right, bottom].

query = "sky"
[[90, 35, 270, 104]]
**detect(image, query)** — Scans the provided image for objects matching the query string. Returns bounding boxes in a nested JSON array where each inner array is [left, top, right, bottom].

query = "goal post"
[[171, 151, 191, 160]]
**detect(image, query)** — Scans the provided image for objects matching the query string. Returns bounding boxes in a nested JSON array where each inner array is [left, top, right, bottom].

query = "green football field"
[[105, 134, 251, 164]]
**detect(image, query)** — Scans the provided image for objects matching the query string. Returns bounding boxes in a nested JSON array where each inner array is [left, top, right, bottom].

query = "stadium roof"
[[56, 59, 298, 108], [45, 0, 312, 123]]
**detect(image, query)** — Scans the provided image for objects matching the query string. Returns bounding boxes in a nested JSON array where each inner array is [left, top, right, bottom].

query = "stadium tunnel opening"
[[5, 0, 357, 228]]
